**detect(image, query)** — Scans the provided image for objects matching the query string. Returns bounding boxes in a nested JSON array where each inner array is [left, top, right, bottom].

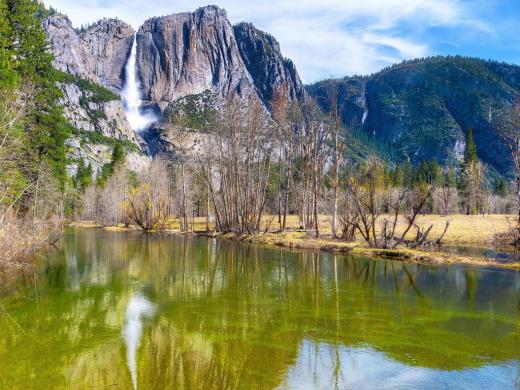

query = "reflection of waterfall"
[[123, 294, 155, 390], [122, 35, 157, 132]]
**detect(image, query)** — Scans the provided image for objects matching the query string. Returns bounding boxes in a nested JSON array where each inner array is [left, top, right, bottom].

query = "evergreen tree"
[[3, 0, 71, 189], [464, 128, 478, 165], [0, 0, 17, 88], [461, 128, 483, 214], [403, 160, 412, 188], [493, 177, 508, 197], [392, 163, 404, 187], [110, 142, 125, 166], [97, 142, 126, 186], [74, 158, 93, 191], [444, 166, 457, 188]]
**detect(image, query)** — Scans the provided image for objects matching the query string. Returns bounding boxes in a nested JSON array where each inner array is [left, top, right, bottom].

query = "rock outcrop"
[[136, 6, 257, 107], [43, 6, 308, 166], [135, 6, 306, 111], [43, 14, 149, 173], [43, 15, 134, 91], [43, 14, 143, 146], [58, 82, 141, 145], [234, 22, 306, 104]]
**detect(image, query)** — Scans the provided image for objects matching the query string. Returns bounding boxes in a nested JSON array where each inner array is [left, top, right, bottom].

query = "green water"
[[0, 229, 519, 389]]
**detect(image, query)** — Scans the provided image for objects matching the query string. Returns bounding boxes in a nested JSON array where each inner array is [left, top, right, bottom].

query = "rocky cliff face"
[[43, 14, 148, 173], [43, 6, 308, 166], [43, 14, 142, 146], [136, 6, 257, 107], [234, 22, 306, 104], [43, 15, 134, 91], [135, 6, 306, 110]]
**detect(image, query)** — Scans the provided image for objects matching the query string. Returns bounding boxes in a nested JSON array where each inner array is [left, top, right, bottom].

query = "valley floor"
[[73, 214, 520, 270]]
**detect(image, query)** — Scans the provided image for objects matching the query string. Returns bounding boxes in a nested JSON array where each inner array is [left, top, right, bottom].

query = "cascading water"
[[122, 35, 157, 132]]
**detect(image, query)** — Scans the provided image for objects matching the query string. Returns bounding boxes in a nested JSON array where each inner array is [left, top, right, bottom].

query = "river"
[[0, 228, 519, 389]]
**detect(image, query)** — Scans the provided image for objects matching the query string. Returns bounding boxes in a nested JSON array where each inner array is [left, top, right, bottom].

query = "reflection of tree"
[[0, 229, 519, 388]]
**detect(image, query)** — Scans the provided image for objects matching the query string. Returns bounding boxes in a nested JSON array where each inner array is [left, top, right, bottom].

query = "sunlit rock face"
[[136, 6, 257, 105], [43, 15, 134, 92], [43, 14, 142, 145], [233, 22, 306, 105], [43, 6, 308, 162]]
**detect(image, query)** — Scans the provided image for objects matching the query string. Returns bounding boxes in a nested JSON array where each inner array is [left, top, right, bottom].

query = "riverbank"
[[207, 231, 519, 270], [71, 214, 520, 270]]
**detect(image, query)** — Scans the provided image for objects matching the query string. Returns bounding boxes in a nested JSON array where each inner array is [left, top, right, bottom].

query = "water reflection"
[[123, 294, 155, 390], [281, 340, 518, 390], [0, 228, 518, 389]]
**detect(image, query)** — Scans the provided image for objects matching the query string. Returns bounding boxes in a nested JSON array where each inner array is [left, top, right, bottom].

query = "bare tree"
[[128, 159, 172, 231], [499, 102, 520, 224], [345, 157, 385, 247], [323, 78, 347, 238], [437, 166, 457, 217], [462, 161, 484, 215], [293, 100, 329, 237], [271, 86, 297, 232], [82, 166, 132, 226], [345, 156, 448, 249], [197, 96, 273, 235]]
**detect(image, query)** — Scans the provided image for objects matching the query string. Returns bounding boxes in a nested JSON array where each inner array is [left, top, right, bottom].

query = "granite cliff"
[[43, 6, 307, 165]]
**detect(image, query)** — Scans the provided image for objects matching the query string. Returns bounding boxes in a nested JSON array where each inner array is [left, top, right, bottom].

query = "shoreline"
[[69, 221, 520, 270]]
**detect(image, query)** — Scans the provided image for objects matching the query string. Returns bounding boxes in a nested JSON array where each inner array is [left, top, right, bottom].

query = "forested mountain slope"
[[308, 57, 520, 175]]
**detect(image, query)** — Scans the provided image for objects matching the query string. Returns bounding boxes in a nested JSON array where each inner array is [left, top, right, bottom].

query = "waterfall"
[[122, 35, 157, 132], [122, 294, 155, 390], [361, 109, 368, 125]]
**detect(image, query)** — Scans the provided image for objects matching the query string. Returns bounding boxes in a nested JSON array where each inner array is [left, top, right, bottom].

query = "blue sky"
[[45, 0, 520, 83]]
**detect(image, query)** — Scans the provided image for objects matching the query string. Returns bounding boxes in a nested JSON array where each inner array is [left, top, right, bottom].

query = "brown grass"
[[0, 218, 54, 272], [74, 214, 515, 245]]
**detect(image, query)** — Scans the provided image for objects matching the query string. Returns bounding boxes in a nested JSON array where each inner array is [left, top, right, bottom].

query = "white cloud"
[[44, 0, 488, 82]]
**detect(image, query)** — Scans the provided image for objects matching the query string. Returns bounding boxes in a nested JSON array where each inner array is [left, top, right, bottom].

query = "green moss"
[[55, 71, 119, 103], [89, 109, 107, 121], [75, 77, 119, 103], [166, 91, 217, 131], [71, 127, 140, 153]]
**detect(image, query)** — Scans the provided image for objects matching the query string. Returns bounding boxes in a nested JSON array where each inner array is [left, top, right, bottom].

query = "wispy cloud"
[[45, 0, 498, 82]]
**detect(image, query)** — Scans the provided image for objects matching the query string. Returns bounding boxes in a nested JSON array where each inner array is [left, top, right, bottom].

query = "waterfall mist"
[[122, 35, 157, 132]]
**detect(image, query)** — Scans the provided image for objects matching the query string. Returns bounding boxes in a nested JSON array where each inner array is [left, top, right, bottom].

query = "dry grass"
[[0, 218, 53, 272], [277, 214, 516, 245], [76, 214, 515, 245], [164, 214, 513, 245]]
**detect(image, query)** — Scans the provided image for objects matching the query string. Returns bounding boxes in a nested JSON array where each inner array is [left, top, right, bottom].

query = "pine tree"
[[403, 160, 412, 188], [494, 177, 508, 198], [3, 0, 71, 189], [464, 128, 478, 165], [462, 128, 483, 214], [0, 0, 17, 88], [392, 163, 404, 187], [445, 166, 457, 188], [97, 142, 126, 186], [74, 158, 93, 191]]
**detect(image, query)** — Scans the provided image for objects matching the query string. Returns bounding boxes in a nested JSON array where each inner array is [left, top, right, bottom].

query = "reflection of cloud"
[[279, 339, 517, 389], [123, 294, 155, 390]]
